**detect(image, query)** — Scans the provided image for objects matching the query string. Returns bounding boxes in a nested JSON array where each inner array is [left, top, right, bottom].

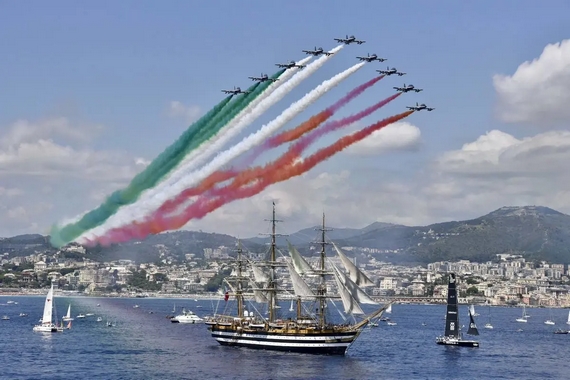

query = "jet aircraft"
[[356, 53, 387, 62], [275, 61, 306, 69], [221, 87, 250, 95], [334, 35, 365, 45], [248, 73, 278, 82], [406, 102, 435, 111], [393, 84, 423, 93], [376, 67, 406, 76], [302, 47, 333, 56]]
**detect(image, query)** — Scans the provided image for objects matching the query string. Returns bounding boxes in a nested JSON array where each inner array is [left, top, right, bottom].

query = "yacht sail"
[[33, 283, 63, 333], [436, 273, 479, 347], [467, 310, 479, 336]]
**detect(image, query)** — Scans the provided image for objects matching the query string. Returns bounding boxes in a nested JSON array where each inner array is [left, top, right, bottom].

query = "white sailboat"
[[469, 305, 480, 317], [33, 283, 63, 333], [566, 310, 570, 325], [484, 305, 493, 329], [62, 304, 74, 322], [516, 305, 528, 323], [544, 309, 555, 325]]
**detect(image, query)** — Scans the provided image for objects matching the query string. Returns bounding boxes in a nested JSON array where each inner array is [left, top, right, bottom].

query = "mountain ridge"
[[2, 206, 570, 264]]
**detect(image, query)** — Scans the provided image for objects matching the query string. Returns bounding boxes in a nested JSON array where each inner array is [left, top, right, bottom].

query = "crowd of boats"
[[5, 204, 570, 354]]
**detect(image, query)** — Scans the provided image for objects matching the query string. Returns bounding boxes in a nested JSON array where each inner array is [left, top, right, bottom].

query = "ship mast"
[[317, 213, 331, 328], [236, 240, 244, 319], [265, 202, 282, 323]]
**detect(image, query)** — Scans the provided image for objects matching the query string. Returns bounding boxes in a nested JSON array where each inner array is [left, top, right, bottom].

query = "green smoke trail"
[[50, 70, 285, 248], [50, 95, 234, 248], [181, 69, 285, 157]]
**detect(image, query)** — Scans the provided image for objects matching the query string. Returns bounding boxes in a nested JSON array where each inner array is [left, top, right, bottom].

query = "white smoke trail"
[[79, 48, 343, 242], [167, 56, 313, 177], [81, 60, 366, 242]]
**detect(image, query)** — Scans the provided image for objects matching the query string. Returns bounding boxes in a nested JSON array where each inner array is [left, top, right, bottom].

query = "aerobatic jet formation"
[[221, 87, 250, 95], [334, 35, 365, 45], [302, 47, 333, 56], [377, 67, 406, 76], [393, 84, 423, 93], [248, 73, 278, 82], [275, 61, 306, 69], [356, 53, 387, 62], [407, 102, 435, 111]]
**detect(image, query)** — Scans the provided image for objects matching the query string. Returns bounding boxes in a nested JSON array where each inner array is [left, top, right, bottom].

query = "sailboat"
[[206, 204, 391, 355], [436, 273, 479, 347], [516, 305, 528, 323], [544, 309, 555, 325], [484, 305, 493, 329], [62, 304, 74, 322], [566, 310, 570, 325], [33, 283, 63, 333], [469, 304, 480, 317]]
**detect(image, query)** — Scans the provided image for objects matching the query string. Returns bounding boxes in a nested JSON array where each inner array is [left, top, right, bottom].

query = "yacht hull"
[[210, 328, 358, 355], [436, 338, 479, 347]]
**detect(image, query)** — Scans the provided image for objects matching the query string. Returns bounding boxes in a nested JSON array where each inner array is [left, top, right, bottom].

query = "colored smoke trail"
[[158, 90, 400, 214], [239, 75, 386, 168], [83, 53, 333, 241], [91, 111, 414, 245], [49, 94, 235, 248], [87, 49, 361, 239]]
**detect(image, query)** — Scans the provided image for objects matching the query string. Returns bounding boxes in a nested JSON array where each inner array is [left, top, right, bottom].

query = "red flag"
[[224, 291, 229, 302]]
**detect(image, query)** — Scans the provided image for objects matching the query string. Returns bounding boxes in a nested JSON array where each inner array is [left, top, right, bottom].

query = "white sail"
[[386, 304, 392, 314], [65, 304, 71, 319], [333, 262, 377, 306], [253, 289, 269, 304], [251, 263, 270, 283], [333, 266, 364, 315], [42, 283, 54, 324], [287, 241, 313, 275], [332, 242, 374, 287], [567, 310, 570, 325], [286, 262, 315, 298]]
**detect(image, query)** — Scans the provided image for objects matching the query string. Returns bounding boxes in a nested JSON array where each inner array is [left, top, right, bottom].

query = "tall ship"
[[206, 203, 391, 355]]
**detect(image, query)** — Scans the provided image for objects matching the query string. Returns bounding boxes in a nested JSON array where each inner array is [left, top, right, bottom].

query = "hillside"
[[3, 206, 570, 264]]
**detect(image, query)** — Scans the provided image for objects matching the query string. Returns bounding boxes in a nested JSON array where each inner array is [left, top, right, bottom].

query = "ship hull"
[[210, 328, 358, 355]]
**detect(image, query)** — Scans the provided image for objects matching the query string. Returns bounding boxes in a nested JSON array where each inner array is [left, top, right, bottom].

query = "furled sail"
[[287, 241, 313, 275], [332, 242, 374, 287], [286, 262, 315, 298]]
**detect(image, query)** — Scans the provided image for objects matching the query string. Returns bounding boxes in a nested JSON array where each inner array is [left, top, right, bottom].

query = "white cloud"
[[493, 39, 570, 126], [346, 122, 421, 155], [1, 117, 103, 147], [167, 101, 202, 124], [181, 127, 570, 238], [0, 117, 148, 237]]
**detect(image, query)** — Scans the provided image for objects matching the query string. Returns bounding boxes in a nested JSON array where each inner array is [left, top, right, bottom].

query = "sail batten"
[[332, 242, 375, 287]]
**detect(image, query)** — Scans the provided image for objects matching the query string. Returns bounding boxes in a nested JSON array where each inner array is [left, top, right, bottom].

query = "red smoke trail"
[[158, 91, 400, 215], [99, 111, 414, 244]]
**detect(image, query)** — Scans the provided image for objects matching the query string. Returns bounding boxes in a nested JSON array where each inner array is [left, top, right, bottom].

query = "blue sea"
[[1, 296, 569, 380]]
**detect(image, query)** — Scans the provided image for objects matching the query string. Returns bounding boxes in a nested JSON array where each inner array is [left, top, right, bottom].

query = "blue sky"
[[1, 1, 570, 238]]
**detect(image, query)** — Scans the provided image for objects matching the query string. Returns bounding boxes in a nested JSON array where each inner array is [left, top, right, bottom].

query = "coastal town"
[[1, 242, 570, 308]]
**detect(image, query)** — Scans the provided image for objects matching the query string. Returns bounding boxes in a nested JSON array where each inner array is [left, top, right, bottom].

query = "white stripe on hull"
[[214, 336, 352, 349], [212, 330, 356, 341]]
